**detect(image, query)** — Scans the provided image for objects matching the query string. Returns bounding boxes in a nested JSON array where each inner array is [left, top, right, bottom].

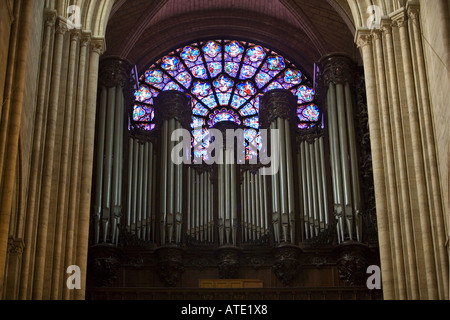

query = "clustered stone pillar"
[[355, 2, 448, 300], [154, 91, 191, 245], [93, 57, 133, 245], [319, 53, 362, 244], [260, 89, 297, 245], [0, 5, 106, 299], [0, 0, 33, 298]]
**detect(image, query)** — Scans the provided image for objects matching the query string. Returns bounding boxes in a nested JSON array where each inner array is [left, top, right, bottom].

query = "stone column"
[[260, 89, 297, 245], [408, 4, 448, 298], [18, 8, 56, 300], [74, 37, 106, 300], [355, 30, 394, 299], [392, 9, 438, 300], [381, 19, 419, 299], [0, 0, 33, 296], [62, 32, 91, 301], [50, 28, 82, 300], [318, 53, 362, 243], [32, 18, 68, 301], [372, 28, 407, 299]]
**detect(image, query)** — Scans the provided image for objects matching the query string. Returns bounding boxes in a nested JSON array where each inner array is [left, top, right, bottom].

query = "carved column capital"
[[44, 9, 57, 28], [391, 9, 408, 28], [80, 33, 91, 48], [70, 29, 81, 42], [318, 53, 355, 86], [7, 237, 24, 255], [90, 37, 106, 55], [154, 91, 192, 130], [407, 8, 420, 22], [55, 18, 69, 35], [381, 19, 393, 36], [355, 29, 373, 49], [372, 29, 383, 41], [98, 56, 134, 89], [260, 89, 297, 128]]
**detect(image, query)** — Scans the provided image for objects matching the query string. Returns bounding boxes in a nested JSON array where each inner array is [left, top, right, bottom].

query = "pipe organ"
[[319, 54, 362, 243], [126, 138, 156, 242], [297, 136, 329, 240], [93, 57, 132, 245], [89, 54, 377, 289], [186, 167, 214, 244], [240, 168, 270, 244]]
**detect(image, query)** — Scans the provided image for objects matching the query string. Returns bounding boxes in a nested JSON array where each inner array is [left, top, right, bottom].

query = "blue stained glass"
[[231, 95, 247, 109], [284, 68, 302, 84], [192, 128, 209, 143], [134, 85, 152, 102], [240, 103, 258, 116], [294, 86, 315, 104], [134, 39, 319, 133], [217, 92, 231, 106], [267, 55, 285, 71], [214, 75, 234, 92], [255, 72, 271, 88], [244, 128, 258, 142], [191, 117, 205, 128], [298, 123, 309, 129], [201, 94, 217, 109], [192, 103, 209, 116], [246, 46, 266, 62], [225, 62, 240, 77], [161, 56, 179, 71], [136, 123, 155, 131], [145, 69, 163, 85], [237, 81, 256, 97], [208, 62, 222, 78], [203, 41, 221, 58], [190, 65, 208, 79], [209, 109, 241, 127], [164, 82, 182, 91], [225, 41, 244, 58], [192, 81, 211, 97], [244, 116, 259, 129], [181, 46, 200, 62], [176, 72, 192, 88], [301, 104, 320, 121], [264, 81, 283, 92], [133, 104, 154, 122], [239, 65, 257, 79]]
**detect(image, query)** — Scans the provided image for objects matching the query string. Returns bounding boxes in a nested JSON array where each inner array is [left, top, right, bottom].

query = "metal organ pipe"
[[345, 83, 361, 213], [160, 120, 168, 243], [142, 142, 148, 241], [315, 139, 325, 230], [94, 87, 107, 244]]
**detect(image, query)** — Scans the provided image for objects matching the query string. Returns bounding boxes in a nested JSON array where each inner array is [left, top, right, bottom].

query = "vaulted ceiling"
[[104, 0, 358, 77]]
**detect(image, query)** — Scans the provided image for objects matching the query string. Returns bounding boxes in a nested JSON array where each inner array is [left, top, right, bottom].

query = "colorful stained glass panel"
[[203, 41, 221, 58]]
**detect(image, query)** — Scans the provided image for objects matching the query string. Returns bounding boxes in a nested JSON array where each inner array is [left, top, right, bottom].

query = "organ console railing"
[[92, 54, 366, 249]]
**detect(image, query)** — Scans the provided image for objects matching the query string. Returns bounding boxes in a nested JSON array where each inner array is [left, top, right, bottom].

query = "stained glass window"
[[131, 39, 320, 156]]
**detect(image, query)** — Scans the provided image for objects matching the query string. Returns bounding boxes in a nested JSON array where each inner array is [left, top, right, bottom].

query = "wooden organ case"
[[86, 54, 381, 300]]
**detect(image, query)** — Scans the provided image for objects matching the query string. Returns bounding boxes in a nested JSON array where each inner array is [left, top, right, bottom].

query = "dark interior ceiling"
[[104, 0, 357, 77]]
